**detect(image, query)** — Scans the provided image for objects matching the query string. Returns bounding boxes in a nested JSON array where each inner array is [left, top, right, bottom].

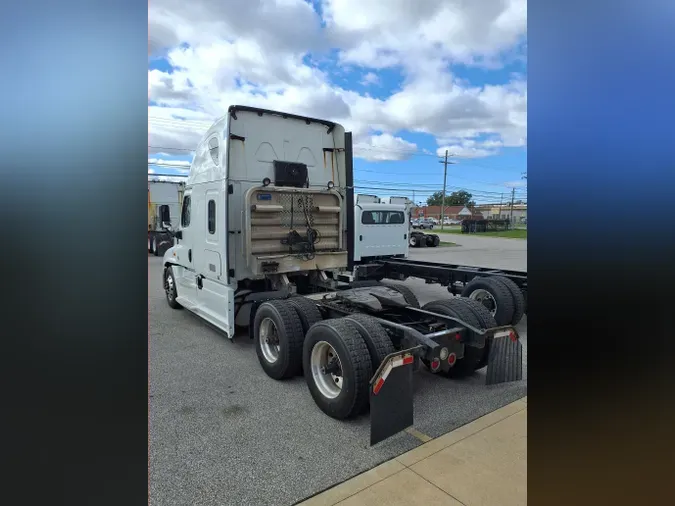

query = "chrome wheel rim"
[[469, 288, 497, 316], [310, 341, 343, 399], [165, 271, 175, 301], [259, 318, 280, 363]]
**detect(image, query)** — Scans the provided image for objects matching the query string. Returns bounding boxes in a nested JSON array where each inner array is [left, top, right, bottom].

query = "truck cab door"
[[174, 190, 197, 305]]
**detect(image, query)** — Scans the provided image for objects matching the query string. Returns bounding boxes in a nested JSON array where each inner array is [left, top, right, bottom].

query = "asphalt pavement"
[[414, 232, 527, 272], [149, 242, 527, 506]]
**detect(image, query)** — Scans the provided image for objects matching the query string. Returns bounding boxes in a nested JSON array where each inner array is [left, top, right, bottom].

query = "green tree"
[[426, 190, 475, 207]]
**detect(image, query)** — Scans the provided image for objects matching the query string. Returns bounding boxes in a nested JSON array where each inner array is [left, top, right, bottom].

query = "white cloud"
[[324, 0, 526, 70], [360, 72, 380, 86], [354, 133, 418, 161], [148, 0, 527, 162], [436, 138, 504, 159], [148, 158, 191, 167]]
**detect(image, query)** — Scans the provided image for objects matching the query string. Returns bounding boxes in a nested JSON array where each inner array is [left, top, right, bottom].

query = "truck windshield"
[[361, 211, 405, 225]]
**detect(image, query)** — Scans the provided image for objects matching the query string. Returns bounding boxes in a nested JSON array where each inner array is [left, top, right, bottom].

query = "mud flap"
[[486, 328, 523, 385], [369, 349, 417, 446]]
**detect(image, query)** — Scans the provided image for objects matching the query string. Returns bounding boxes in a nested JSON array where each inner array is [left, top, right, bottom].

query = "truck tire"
[[254, 300, 305, 380], [425, 235, 435, 247], [344, 314, 395, 371], [409, 235, 419, 247], [288, 296, 323, 335], [432, 235, 441, 247], [421, 300, 484, 377], [303, 319, 372, 419], [490, 276, 526, 325], [460, 277, 515, 326], [163, 266, 182, 310], [451, 297, 497, 370], [382, 282, 421, 308], [152, 237, 159, 256]]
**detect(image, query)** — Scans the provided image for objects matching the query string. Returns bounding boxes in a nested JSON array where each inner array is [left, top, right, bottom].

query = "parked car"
[[417, 218, 435, 229]]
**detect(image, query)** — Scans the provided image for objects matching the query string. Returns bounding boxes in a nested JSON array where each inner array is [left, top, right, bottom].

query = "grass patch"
[[436, 228, 527, 239], [439, 241, 459, 247]]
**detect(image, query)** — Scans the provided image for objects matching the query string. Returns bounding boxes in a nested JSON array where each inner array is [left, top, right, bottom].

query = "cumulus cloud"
[[354, 134, 418, 162], [324, 0, 526, 70], [360, 72, 380, 86], [436, 138, 505, 158], [148, 0, 527, 162]]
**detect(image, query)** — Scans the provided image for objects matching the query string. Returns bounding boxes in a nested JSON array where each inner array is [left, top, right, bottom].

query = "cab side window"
[[208, 200, 216, 234], [181, 195, 191, 227]]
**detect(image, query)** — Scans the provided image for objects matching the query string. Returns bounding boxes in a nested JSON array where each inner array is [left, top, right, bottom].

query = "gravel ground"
[[149, 242, 527, 506]]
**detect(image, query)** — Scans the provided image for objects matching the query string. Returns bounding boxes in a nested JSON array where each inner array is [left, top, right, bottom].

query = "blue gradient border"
[[1, 0, 674, 504]]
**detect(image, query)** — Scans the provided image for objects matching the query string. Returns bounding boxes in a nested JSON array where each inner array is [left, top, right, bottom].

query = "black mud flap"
[[486, 328, 523, 385], [369, 348, 417, 446]]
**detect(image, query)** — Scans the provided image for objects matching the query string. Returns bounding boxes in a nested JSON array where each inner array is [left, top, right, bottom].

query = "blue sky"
[[148, 1, 527, 205]]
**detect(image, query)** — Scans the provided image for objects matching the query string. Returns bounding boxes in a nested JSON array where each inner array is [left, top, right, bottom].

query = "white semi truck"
[[160, 106, 525, 444], [148, 180, 184, 257]]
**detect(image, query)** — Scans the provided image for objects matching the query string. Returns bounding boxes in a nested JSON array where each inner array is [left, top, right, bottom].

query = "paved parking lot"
[[413, 232, 527, 272], [149, 242, 527, 506]]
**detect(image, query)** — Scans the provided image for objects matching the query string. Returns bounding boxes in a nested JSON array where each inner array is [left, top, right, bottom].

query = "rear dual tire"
[[461, 276, 525, 326], [452, 297, 498, 370], [421, 299, 485, 377], [303, 319, 373, 419], [287, 296, 323, 335], [344, 314, 395, 371], [254, 300, 305, 380]]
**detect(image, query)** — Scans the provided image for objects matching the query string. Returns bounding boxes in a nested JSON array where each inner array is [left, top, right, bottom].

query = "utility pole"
[[498, 193, 503, 220], [509, 187, 516, 228], [438, 150, 454, 230]]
